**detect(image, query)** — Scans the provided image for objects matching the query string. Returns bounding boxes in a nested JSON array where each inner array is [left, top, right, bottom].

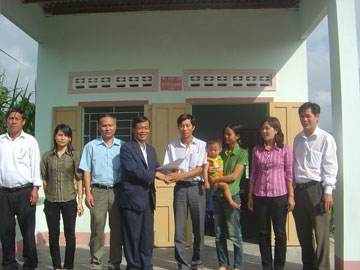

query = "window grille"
[[83, 106, 144, 144], [69, 70, 158, 93], [184, 70, 275, 91]]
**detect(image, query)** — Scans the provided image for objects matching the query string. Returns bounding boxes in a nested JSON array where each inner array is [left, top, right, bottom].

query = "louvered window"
[[69, 70, 158, 93], [184, 70, 275, 91]]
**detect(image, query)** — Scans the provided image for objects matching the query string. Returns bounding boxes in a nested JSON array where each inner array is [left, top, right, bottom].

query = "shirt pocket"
[[189, 153, 200, 169], [306, 150, 322, 169], [16, 148, 30, 164]]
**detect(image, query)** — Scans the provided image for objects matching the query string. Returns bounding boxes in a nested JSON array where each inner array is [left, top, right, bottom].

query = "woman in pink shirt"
[[247, 117, 295, 270]]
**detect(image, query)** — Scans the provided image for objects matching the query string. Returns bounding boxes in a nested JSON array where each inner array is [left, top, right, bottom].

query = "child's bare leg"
[[217, 182, 241, 209]]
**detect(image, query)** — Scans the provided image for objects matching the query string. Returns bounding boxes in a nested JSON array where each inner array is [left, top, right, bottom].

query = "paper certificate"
[[157, 158, 185, 171]]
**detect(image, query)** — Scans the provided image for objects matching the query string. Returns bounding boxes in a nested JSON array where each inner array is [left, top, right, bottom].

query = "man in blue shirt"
[[79, 114, 124, 270]]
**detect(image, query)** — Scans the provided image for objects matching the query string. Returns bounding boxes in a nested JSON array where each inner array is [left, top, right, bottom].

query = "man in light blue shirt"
[[79, 114, 125, 270]]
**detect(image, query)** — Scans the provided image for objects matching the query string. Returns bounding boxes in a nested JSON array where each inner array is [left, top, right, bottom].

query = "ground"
[[0, 235, 335, 270]]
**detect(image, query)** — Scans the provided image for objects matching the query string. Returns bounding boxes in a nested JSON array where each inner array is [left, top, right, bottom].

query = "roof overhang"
[[22, 0, 300, 16]]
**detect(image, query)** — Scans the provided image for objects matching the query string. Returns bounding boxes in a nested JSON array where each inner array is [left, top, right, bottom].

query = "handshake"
[[155, 169, 180, 185]]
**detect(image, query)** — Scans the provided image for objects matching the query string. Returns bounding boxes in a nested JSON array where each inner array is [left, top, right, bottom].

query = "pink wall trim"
[[186, 97, 274, 103], [78, 100, 148, 106], [335, 256, 360, 270], [184, 69, 276, 91], [68, 69, 159, 94]]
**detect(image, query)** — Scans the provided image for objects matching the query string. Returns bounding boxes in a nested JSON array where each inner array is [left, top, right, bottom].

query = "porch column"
[[327, 0, 360, 269]]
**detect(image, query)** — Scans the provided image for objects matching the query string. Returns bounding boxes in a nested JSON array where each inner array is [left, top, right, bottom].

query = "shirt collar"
[[301, 126, 320, 139], [4, 130, 25, 141], [178, 136, 197, 147], [224, 143, 241, 156], [135, 138, 147, 150], [51, 147, 71, 156], [260, 142, 280, 152], [96, 136, 120, 146]]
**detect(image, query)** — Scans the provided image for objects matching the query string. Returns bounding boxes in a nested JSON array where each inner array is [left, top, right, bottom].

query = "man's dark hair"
[[207, 137, 222, 147], [98, 114, 116, 125], [6, 108, 26, 120], [177, 114, 195, 126], [298, 102, 321, 116], [132, 115, 150, 128]]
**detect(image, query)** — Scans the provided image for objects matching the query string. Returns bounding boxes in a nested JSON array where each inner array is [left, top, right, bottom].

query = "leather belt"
[[176, 181, 204, 187], [91, 183, 120, 189], [1, 183, 33, 193], [296, 181, 320, 189]]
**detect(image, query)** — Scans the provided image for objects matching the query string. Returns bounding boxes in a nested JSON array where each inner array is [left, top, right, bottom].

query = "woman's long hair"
[[53, 124, 74, 153], [258, 117, 284, 148]]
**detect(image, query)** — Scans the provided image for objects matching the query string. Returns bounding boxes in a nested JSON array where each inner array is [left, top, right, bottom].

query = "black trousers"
[[121, 203, 154, 270], [0, 186, 38, 270], [44, 199, 77, 269], [293, 182, 330, 270], [253, 195, 288, 270]]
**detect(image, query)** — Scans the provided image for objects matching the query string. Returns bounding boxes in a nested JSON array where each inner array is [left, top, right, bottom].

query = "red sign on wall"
[[161, 77, 182, 91]]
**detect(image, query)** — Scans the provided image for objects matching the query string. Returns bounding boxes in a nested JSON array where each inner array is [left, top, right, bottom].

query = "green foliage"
[[0, 72, 35, 135]]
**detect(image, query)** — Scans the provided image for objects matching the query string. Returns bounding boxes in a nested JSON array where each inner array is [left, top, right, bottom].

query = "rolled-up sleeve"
[[322, 136, 338, 194], [30, 138, 42, 187]]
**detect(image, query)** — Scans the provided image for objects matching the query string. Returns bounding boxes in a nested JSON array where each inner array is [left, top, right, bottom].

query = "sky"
[[0, 15, 38, 91], [0, 5, 359, 133]]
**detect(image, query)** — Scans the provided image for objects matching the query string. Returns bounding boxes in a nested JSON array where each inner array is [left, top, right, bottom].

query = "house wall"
[[35, 9, 308, 152]]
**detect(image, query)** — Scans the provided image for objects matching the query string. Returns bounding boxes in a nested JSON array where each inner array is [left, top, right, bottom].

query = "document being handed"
[[157, 158, 185, 171]]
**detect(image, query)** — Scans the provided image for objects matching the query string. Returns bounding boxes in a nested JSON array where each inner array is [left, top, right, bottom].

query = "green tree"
[[0, 71, 35, 135]]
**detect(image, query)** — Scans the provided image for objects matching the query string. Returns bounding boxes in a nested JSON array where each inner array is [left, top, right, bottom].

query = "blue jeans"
[[213, 194, 244, 269]]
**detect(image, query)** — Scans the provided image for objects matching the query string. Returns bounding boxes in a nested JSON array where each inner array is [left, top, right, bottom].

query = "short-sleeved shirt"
[[207, 156, 223, 179], [41, 149, 82, 202], [79, 137, 124, 185], [214, 144, 248, 197], [163, 137, 207, 182]]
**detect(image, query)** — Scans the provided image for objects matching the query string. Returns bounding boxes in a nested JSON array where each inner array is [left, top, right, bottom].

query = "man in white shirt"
[[293, 102, 338, 270], [0, 108, 41, 270], [163, 114, 207, 270]]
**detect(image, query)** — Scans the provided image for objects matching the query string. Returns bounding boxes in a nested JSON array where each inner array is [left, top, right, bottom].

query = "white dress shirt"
[[163, 136, 207, 182], [293, 126, 338, 194], [0, 131, 41, 188], [136, 139, 148, 168]]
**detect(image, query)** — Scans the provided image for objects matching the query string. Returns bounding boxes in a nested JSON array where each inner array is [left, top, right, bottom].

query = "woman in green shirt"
[[41, 124, 83, 270], [209, 123, 248, 270]]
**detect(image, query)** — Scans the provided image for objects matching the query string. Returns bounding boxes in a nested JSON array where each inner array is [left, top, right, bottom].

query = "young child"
[[204, 137, 241, 209]]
